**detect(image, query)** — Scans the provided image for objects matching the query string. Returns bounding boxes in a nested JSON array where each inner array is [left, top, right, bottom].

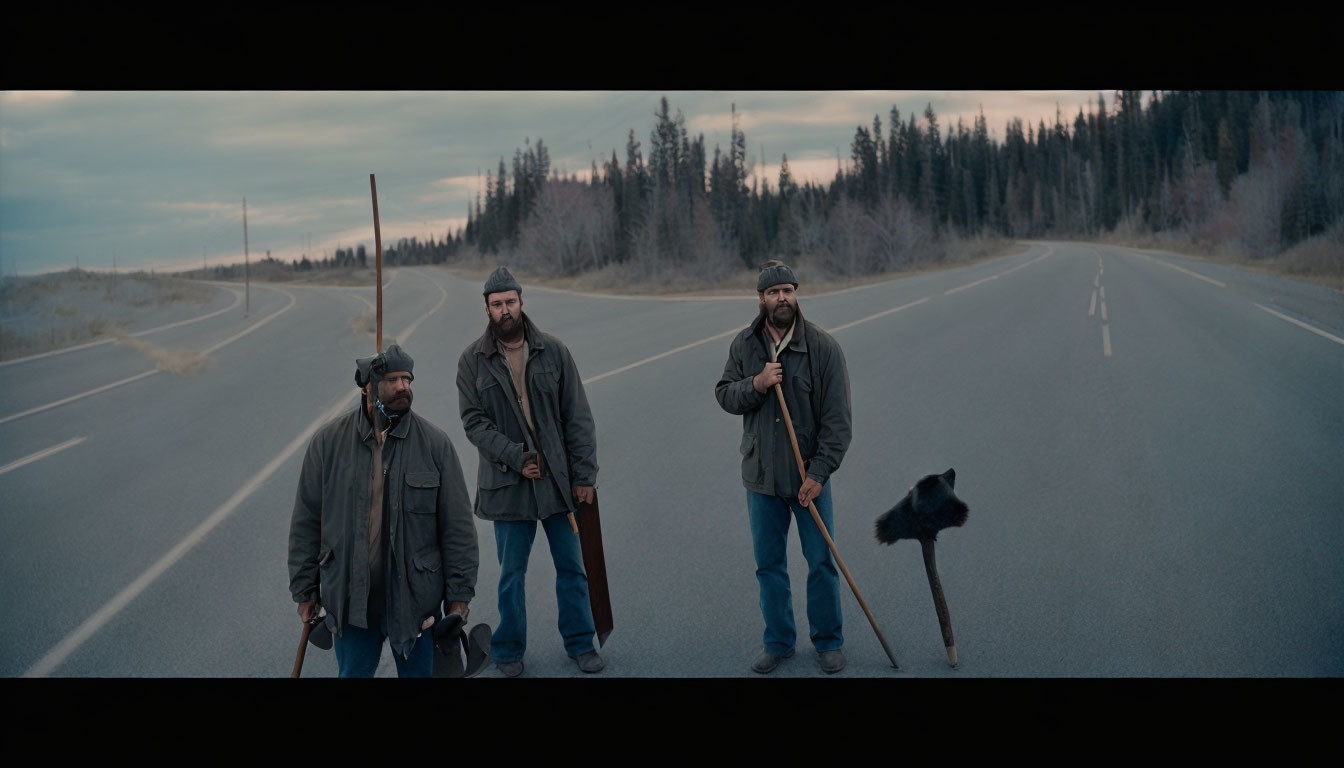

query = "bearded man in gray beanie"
[[457, 267, 603, 677], [715, 261, 853, 675], [288, 344, 478, 677]]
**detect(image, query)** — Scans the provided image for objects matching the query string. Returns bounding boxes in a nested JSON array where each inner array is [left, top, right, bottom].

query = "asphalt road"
[[2, 242, 1341, 677]]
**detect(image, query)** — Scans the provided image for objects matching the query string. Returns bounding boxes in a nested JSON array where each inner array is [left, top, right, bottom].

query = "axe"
[[874, 468, 969, 667]]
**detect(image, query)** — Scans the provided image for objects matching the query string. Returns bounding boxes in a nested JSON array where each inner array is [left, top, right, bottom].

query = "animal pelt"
[[874, 468, 969, 544]]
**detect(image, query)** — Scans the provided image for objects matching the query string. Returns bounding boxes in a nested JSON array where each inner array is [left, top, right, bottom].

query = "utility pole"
[[243, 197, 251, 316]]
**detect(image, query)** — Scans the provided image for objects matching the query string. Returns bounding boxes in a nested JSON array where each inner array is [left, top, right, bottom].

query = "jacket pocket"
[[404, 471, 440, 514], [410, 549, 444, 608], [478, 460, 517, 490], [740, 432, 762, 485]]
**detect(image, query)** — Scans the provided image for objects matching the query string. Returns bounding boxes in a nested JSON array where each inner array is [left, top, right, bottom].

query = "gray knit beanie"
[[483, 266, 523, 297], [756, 262, 798, 293]]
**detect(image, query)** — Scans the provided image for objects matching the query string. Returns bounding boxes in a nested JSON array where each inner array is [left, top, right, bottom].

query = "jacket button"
[[775, 418, 780, 422]]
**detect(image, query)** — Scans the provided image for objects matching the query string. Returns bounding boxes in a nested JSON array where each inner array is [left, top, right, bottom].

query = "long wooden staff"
[[770, 346, 899, 669], [369, 174, 383, 353]]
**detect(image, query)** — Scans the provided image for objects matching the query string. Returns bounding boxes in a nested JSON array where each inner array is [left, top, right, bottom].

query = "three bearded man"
[[290, 259, 851, 677]]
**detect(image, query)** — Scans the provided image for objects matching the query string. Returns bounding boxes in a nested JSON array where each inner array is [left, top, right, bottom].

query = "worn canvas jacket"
[[457, 313, 598, 521], [715, 310, 852, 498], [288, 405, 478, 649]]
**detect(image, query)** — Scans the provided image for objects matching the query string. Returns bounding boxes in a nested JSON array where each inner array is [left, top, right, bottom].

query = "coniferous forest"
[[241, 92, 1344, 286]]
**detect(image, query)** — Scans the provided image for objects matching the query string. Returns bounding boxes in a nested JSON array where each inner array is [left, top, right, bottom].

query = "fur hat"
[[483, 266, 523, 298], [874, 468, 969, 543]]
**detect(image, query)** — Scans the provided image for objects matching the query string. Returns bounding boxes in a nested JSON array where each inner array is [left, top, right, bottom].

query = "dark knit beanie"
[[756, 262, 799, 293], [355, 344, 415, 388], [483, 266, 523, 297]]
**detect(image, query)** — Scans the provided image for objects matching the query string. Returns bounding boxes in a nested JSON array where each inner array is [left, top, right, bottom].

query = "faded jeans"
[[492, 512, 596, 663], [333, 610, 435, 678], [746, 483, 843, 655]]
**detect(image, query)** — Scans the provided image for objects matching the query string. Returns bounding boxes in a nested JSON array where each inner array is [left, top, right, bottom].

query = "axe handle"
[[567, 512, 579, 533], [291, 621, 314, 678], [920, 539, 957, 667], [772, 383, 899, 669]]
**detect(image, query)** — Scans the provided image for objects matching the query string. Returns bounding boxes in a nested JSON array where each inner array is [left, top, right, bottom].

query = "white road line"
[[21, 273, 445, 678], [1101, 301, 1108, 323], [830, 297, 931, 332], [944, 248, 1054, 296], [0, 286, 245, 368], [1089, 289, 1098, 316], [583, 329, 743, 385], [0, 286, 297, 426], [1094, 275, 1099, 288], [1255, 304, 1344, 346], [0, 437, 87, 476], [1103, 324, 1112, 357], [1137, 252, 1227, 288], [945, 274, 998, 295], [200, 287, 297, 355], [0, 371, 159, 426]]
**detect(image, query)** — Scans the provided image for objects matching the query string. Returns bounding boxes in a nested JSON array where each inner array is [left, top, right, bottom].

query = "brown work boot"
[[751, 648, 794, 674], [818, 649, 846, 674]]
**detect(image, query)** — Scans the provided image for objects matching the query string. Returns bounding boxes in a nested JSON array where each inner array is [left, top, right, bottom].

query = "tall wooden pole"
[[769, 342, 899, 669], [369, 175, 383, 353], [242, 197, 251, 316]]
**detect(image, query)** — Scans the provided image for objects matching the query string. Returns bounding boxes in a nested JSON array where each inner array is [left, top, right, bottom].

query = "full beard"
[[765, 301, 796, 332], [490, 313, 523, 343]]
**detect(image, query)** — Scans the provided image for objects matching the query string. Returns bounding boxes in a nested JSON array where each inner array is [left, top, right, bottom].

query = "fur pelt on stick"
[[874, 468, 969, 544]]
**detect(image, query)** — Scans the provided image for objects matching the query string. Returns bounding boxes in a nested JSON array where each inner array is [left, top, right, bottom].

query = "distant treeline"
[[205, 91, 1344, 282]]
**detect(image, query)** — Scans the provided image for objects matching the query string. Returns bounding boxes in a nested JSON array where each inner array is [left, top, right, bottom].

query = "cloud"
[[1, 91, 76, 106]]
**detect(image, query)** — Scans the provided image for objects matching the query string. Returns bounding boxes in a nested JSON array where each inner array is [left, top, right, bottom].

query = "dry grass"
[[1101, 223, 1344, 293], [348, 308, 376, 337], [115, 337, 214, 376]]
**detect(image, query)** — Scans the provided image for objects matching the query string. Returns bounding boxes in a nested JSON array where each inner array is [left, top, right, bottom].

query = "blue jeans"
[[332, 612, 435, 678], [746, 483, 843, 655], [492, 513, 596, 663]]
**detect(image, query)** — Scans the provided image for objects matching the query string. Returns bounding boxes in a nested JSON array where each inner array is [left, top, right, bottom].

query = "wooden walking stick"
[[921, 539, 957, 667], [369, 174, 383, 353], [768, 347, 900, 669]]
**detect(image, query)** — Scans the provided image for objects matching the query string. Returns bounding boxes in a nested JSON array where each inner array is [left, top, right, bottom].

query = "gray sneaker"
[[497, 660, 524, 677], [576, 651, 606, 673], [818, 649, 846, 674], [751, 648, 794, 674]]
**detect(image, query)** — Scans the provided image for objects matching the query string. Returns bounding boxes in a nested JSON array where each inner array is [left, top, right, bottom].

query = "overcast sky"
[[0, 90, 1109, 275]]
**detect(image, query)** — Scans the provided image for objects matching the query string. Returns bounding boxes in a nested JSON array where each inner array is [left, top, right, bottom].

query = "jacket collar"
[[358, 397, 415, 441], [745, 306, 808, 355], [474, 311, 545, 358]]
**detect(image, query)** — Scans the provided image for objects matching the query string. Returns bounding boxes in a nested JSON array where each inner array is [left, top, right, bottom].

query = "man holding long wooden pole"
[[715, 261, 896, 674]]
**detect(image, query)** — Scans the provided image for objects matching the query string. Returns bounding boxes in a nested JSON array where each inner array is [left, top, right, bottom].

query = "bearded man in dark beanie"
[[457, 267, 603, 677], [715, 261, 853, 675], [288, 344, 478, 677]]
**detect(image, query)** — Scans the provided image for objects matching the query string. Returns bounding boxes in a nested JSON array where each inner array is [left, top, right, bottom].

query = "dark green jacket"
[[457, 313, 598, 521], [715, 311, 852, 498], [288, 406, 478, 649]]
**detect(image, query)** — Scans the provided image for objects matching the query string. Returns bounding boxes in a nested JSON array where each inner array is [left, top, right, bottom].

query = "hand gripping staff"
[[768, 342, 899, 669]]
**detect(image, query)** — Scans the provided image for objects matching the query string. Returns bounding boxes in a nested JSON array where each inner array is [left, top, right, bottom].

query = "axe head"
[[874, 468, 969, 544]]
